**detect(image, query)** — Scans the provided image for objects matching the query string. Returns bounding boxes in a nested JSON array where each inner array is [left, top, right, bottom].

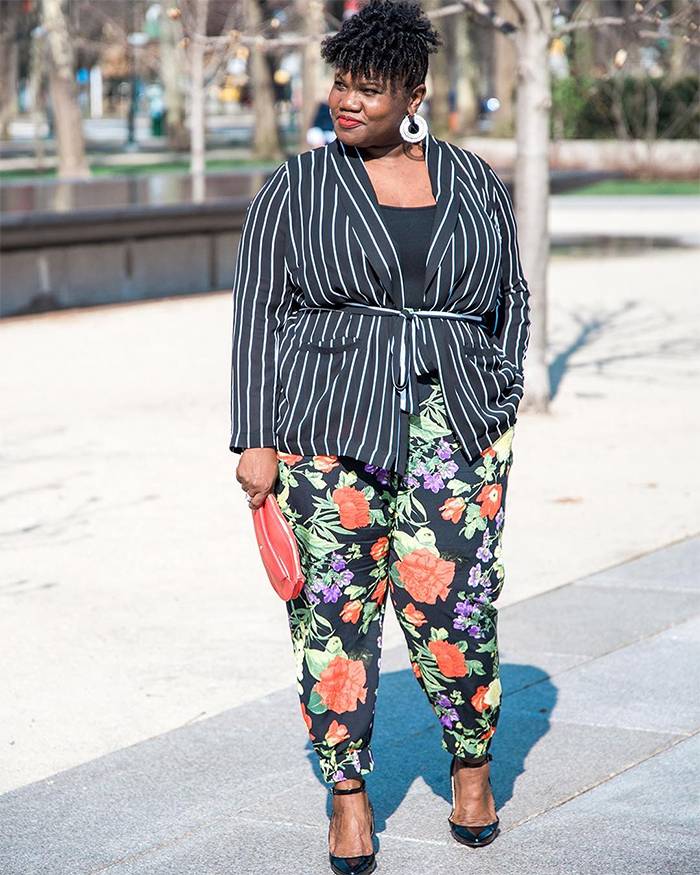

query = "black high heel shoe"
[[448, 752, 500, 848], [328, 776, 377, 875]]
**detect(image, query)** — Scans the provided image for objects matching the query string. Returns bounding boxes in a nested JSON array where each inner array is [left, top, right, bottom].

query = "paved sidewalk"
[[2, 535, 698, 875]]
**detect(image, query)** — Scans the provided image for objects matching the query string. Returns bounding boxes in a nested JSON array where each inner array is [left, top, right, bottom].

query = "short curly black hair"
[[320, 0, 442, 94]]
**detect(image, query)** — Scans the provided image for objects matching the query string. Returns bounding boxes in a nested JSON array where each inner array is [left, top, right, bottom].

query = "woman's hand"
[[236, 448, 279, 511]]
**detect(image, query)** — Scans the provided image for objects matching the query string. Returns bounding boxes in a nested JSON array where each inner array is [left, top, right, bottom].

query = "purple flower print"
[[331, 556, 347, 572], [468, 563, 486, 588], [455, 599, 474, 618], [332, 770, 346, 781], [495, 507, 505, 531], [322, 583, 342, 603], [476, 530, 493, 562], [436, 693, 452, 708], [423, 471, 445, 493], [468, 624, 482, 638], [439, 708, 459, 728], [364, 463, 392, 486], [438, 459, 459, 480], [402, 474, 420, 488], [412, 461, 428, 477], [436, 439, 453, 460], [340, 569, 354, 585]]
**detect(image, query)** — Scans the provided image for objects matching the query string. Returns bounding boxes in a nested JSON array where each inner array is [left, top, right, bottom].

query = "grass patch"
[[562, 178, 699, 196], [0, 158, 278, 182]]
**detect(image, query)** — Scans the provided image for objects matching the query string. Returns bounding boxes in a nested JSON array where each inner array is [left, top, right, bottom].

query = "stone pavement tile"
[[96, 734, 700, 875], [484, 731, 700, 875], [576, 535, 700, 593], [0, 685, 310, 875], [498, 581, 700, 660], [507, 614, 700, 735]]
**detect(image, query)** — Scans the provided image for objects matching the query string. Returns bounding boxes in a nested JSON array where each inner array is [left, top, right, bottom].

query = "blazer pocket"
[[302, 335, 362, 354]]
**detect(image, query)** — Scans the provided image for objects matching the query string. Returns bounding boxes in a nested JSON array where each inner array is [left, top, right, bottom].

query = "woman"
[[230, 1, 531, 872]]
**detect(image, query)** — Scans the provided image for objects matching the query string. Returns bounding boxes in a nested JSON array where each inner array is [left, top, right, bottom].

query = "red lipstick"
[[337, 116, 363, 129]]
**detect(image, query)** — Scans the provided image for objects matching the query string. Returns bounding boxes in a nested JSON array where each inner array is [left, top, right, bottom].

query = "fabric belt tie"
[[301, 303, 484, 416]]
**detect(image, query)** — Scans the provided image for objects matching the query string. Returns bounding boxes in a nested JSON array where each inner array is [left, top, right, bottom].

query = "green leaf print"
[[305, 647, 337, 680], [303, 470, 327, 491], [429, 627, 450, 642], [406, 419, 449, 443], [369, 507, 391, 526], [414, 528, 436, 549], [345, 584, 367, 600], [307, 690, 327, 715], [392, 529, 438, 561], [338, 470, 358, 489], [463, 502, 488, 540], [327, 636, 344, 654], [389, 562, 404, 589], [294, 525, 343, 559], [446, 477, 471, 497]]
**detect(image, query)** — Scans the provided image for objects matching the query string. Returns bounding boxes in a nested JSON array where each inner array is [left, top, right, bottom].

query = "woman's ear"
[[407, 83, 427, 115]]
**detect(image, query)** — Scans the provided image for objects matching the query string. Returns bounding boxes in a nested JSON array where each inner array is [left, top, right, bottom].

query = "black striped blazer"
[[229, 132, 531, 476]]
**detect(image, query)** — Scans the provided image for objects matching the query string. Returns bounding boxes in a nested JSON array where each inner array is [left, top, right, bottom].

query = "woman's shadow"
[[304, 660, 556, 839]]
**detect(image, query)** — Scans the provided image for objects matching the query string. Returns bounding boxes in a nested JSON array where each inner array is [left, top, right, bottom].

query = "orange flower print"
[[481, 445, 496, 461], [480, 725, 496, 741], [332, 487, 371, 529], [471, 685, 490, 712], [471, 680, 500, 712], [277, 451, 303, 465], [396, 548, 455, 604], [404, 603, 427, 627], [340, 600, 362, 624], [313, 655, 368, 714], [428, 640, 468, 678], [371, 577, 387, 604], [475, 482, 503, 519], [314, 455, 339, 473], [325, 719, 350, 746], [370, 536, 390, 562], [300, 702, 314, 739], [439, 496, 466, 523], [411, 661, 422, 679]]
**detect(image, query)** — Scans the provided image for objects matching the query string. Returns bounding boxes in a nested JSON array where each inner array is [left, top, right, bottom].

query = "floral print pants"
[[273, 372, 515, 784]]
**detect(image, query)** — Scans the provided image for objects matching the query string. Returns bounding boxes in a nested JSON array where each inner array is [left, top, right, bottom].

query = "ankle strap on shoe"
[[331, 777, 366, 795], [455, 752, 493, 768]]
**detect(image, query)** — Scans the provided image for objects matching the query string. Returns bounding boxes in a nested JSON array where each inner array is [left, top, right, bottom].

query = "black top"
[[378, 202, 437, 309]]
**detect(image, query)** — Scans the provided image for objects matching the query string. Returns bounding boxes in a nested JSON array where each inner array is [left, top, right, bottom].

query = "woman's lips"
[[337, 116, 363, 129]]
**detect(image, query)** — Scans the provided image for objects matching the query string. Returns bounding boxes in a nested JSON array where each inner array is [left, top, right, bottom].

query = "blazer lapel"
[[423, 134, 460, 297], [329, 132, 460, 307]]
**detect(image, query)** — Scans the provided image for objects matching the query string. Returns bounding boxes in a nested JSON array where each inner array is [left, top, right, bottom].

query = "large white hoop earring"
[[399, 111, 428, 143]]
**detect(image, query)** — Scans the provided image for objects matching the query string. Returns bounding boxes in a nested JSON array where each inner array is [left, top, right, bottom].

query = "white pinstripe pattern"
[[229, 133, 531, 475]]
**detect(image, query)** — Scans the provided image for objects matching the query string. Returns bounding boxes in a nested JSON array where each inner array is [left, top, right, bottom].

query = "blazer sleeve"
[[229, 162, 295, 455], [483, 161, 532, 383]]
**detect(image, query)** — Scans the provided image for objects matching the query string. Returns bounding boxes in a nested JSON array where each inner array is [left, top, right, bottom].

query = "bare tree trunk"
[[424, 0, 450, 137], [300, 0, 324, 151], [513, 0, 551, 412], [492, 0, 517, 136], [0, 2, 20, 139], [453, 12, 479, 137], [247, 0, 283, 161], [41, 0, 89, 179], [190, 0, 209, 202], [29, 28, 48, 171], [160, 1, 189, 150]]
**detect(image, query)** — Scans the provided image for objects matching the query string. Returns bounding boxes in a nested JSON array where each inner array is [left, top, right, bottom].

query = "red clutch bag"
[[252, 493, 305, 600]]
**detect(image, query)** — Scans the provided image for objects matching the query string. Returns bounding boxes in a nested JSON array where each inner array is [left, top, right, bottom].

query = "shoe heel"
[[328, 777, 377, 875], [448, 753, 500, 848]]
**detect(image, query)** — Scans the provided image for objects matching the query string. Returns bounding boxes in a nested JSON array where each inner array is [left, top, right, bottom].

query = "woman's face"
[[328, 68, 425, 147]]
